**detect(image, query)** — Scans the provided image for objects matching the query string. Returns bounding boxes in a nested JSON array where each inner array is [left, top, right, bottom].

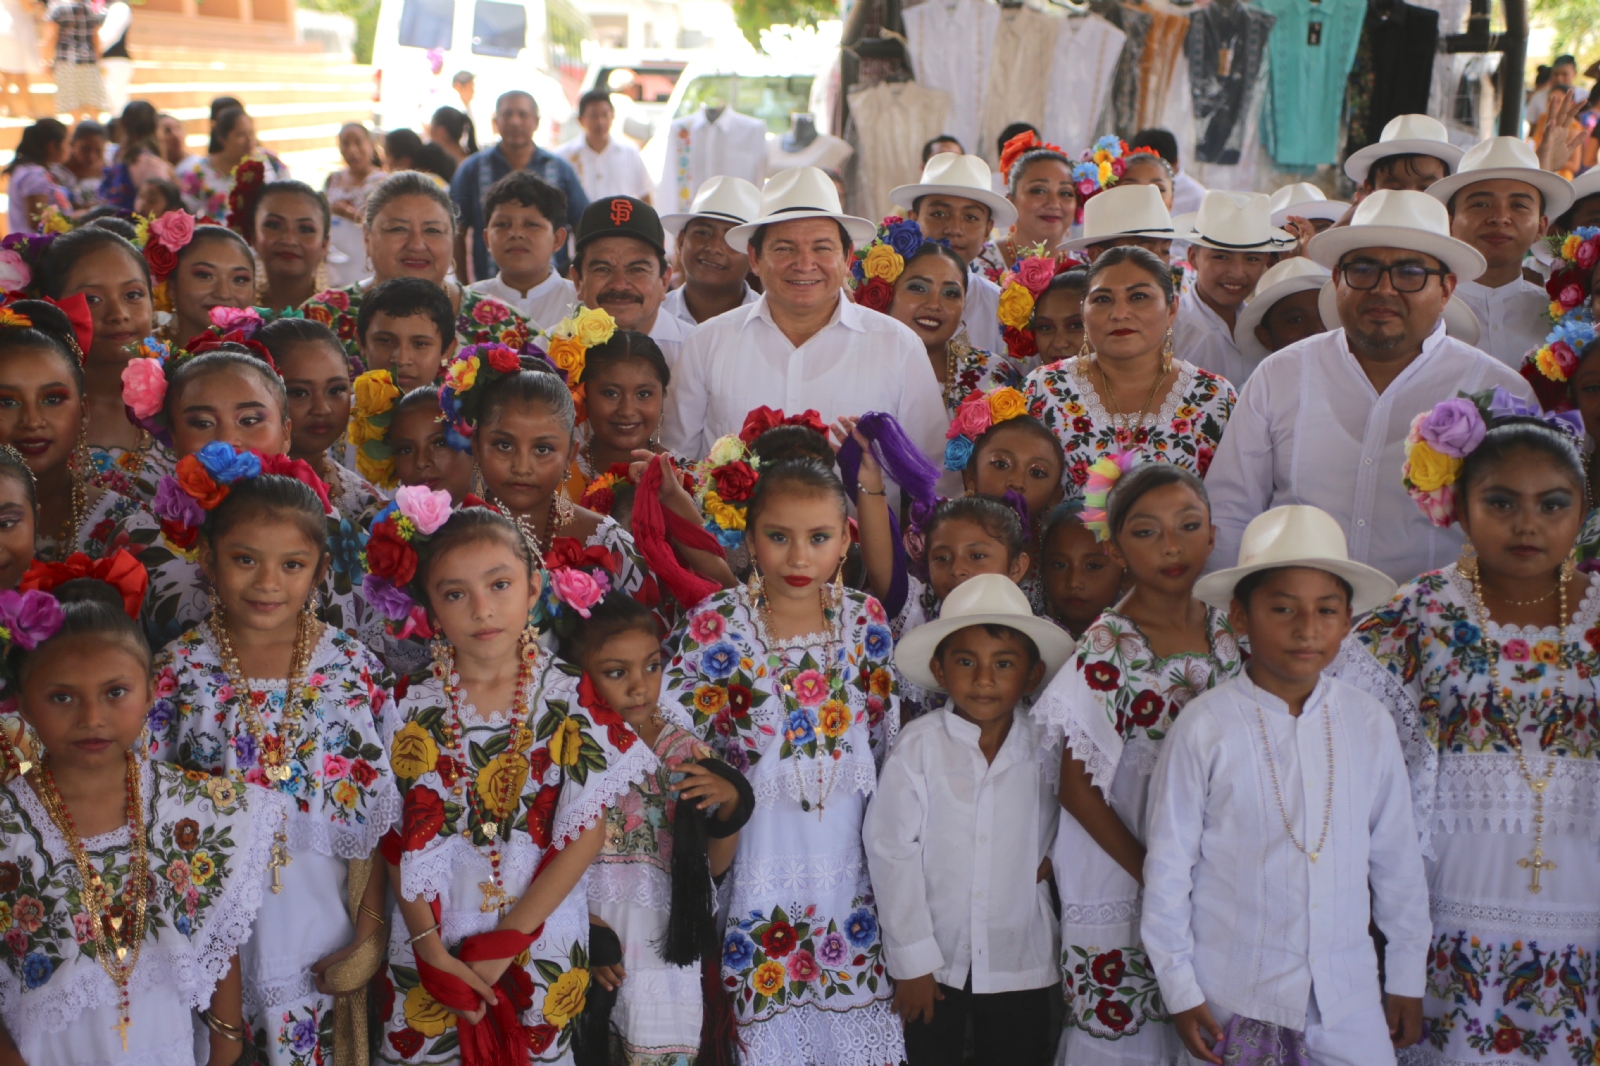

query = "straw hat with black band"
[[725, 167, 878, 255], [659, 175, 761, 238], [1194, 505, 1397, 613]]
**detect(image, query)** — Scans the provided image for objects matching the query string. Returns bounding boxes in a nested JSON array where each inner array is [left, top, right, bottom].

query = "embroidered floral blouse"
[[301, 283, 531, 375], [149, 622, 400, 861], [1023, 357, 1235, 498], [39, 488, 146, 563], [942, 338, 1024, 417], [87, 439, 175, 505]]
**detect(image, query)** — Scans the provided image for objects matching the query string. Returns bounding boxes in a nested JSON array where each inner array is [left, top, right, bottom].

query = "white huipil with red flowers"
[[149, 623, 400, 1066], [1029, 607, 1241, 1066], [379, 655, 656, 1065], [665, 586, 904, 1066]]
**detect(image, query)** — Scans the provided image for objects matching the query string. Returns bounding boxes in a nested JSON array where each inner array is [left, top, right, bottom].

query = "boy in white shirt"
[[1142, 506, 1430, 1066], [866, 575, 1075, 1066], [467, 170, 578, 330]]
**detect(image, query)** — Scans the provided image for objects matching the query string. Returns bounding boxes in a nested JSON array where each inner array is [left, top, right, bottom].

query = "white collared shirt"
[[1141, 675, 1430, 1030], [1452, 276, 1550, 369], [963, 272, 1005, 356], [657, 109, 770, 213], [553, 136, 653, 203], [1175, 286, 1249, 389], [661, 293, 949, 465], [1203, 323, 1532, 585], [864, 708, 1060, 994], [662, 282, 759, 329], [646, 307, 692, 372], [468, 273, 576, 331]]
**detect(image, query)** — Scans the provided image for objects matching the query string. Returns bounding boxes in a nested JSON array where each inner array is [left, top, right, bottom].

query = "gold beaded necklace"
[[750, 580, 844, 817], [1250, 680, 1336, 862], [488, 493, 573, 558]]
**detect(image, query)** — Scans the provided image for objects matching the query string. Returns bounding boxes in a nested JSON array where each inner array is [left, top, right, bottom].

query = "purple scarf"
[[1215, 1014, 1314, 1066]]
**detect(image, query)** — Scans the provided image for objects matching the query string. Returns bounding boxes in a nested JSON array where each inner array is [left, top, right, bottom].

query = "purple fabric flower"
[[146, 701, 174, 736], [0, 590, 64, 650], [816, 931, 848, 968], [290, 1017, 317, 1052], [1415, 398, 1486, 458], [152, 476, 205, 527], [232, 731, 257, 768], [1485, 386, 1586, 441], [362, 574, 414, 621]]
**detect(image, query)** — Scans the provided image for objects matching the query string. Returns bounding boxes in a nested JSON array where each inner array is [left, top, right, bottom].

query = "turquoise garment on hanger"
[[1256, 0, 1365, 166]]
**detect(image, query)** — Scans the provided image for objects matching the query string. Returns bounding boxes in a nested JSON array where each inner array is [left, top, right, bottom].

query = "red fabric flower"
[[1084, 662, 1121, 692], [350, 759, 378, 787], [160, 518, 199, 551], [527, 747, 552, 782], [1127, 691, 1165, 729], [1091, 949, 1126, 987], [760, 921, 797, 958], [710, 460, 758, 503], [485, 344, 520, 373], [739, 406, 784, 444], [387, 1028, 424, 1058], [728, 684, 752, 719], [855, 277, 894, 312], [1094, 997, 1133, 1031], [144, 241, 177, 280], [526, 784, 559, 848], [20, 548, 147, 618], [402, 789, 445, 851], [543, 536, 616, 574], [258, 453, 332, 514], [1004, 326, 1038, 362], [367, 521, 418, 585]]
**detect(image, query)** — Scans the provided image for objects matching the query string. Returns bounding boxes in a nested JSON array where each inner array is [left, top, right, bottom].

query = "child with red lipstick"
[[379, 504, 653, 1064], [1028, 461, 1242, 1066], [562, 591, 750, 1066], [149, 459, 399, 1066], [259, 316, 383, 523]]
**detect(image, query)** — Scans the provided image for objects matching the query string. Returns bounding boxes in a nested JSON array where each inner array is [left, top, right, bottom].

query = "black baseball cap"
[[574, 195, 665, 255]]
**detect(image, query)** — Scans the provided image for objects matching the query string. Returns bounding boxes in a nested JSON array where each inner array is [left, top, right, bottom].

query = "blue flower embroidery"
[[786, 709, 816, 748], [864, 625, 892, 660], [21, 952, 51, 989], [701, 642, 739, 680], [723, 931, 755, 971], [845, 908, 878, 948]]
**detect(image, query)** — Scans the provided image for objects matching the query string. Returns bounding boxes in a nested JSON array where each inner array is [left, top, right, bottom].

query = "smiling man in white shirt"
[[570, 194, 692, 368], [555, 90, 654, 203], [661, 167, 949, 465], [1203, 190, 1534, 587], [660, 176, 762, 327], [1428, 137, 1575, 368], [1172, 191, 1289, 388]]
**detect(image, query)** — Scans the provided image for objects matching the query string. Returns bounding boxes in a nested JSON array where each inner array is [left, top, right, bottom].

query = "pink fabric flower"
[[1015, 257, 1057, 297], [322, 753, 351, 779], [149, 210, 195, 252], [209, 305, 262, 332], [551, 566, 610, 618], [1410, 483, 1457, 527], [394, 484, 453, 535], [1560, 283, 1584, 310], [317, 288, 350, 311], [688, 610, 726, 645], [155, 667, 178, 698], [122, 357, 168, 420], [946, 394, 993, 441], [471, 298, 510, 325], [1552, 340, 1580, 377], [1578, 237, 1600, 271], [0, 250, 30, 292], [791, 670, 828, 707], [786, 949, 821, 983], [1502, 639, 1531, 662]]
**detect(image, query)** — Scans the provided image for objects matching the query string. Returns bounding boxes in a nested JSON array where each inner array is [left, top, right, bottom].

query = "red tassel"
[[632, 455, 724, 609], [698, 950, 743, 1066]]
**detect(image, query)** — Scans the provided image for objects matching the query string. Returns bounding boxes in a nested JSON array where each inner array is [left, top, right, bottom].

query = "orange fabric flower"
[[175, 454, 228, 510]]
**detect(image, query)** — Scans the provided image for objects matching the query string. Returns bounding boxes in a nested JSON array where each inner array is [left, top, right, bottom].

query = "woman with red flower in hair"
[[1027, 459, 1240, 1066]]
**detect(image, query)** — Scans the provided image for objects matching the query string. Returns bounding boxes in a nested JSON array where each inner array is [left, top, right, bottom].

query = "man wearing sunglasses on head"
[[1204, 190, 1535, 588]]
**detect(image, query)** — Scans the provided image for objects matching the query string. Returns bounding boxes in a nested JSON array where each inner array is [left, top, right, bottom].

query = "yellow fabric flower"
[[355, 449, 396, 490], [352, 369, 401, 419], [817, 699, 852, 738], [390, 722, 439, 781], [543, 968, 590, 1028], [706, 435, 746, 467], [704, 492, 746, 532], [997, 284, 1035, 330], [571, 307, 617, 348], [403, 985, 457, 1036], [1098, 160, 1113, 186], [1405, 440, 1461, 492], [987, 387, 1028, 423], [444, 355, 480, 393], [330, 780, 360, 810], [1552, 301, 1567, 320], [862, 244, 905, 282], [189, 852, 215, 884], [475, 752, 530, 816], [0, 309, 31, 328], [752, 960, 786, 997], [1563, 234, 1582, 260], [694, 685, 728, 716], [548, 337, 587, 381], [152, 280, 173, 314], [549, 717, 584, 767], [1533, 641, 1561, 665], [1535, 347, 1569, 382]]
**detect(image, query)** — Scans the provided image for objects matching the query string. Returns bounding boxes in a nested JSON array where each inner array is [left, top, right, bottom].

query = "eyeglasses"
[[1338, 261, 1446, 293]]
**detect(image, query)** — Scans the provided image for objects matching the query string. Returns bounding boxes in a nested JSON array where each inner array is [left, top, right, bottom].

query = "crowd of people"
[[0, 47, 1597, 1066]]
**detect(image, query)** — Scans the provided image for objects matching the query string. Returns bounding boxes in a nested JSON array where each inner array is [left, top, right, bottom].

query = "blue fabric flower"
[[844, 908, 878, 948], [701, 641, 739, 680], [787, 709, 816, 748], [330, 517, 368, 577], [194, 441, 261, 484], [715, 526, 744, 551], [723, 931, 756, 971], [21, 953, 51, 989], [885, 220, 923, 258], [175, 913, 192, 937], [1451, 621, 1482, 647], [443, 424, 473, 453], [944, 436, 974, 472], [863, 624, 892, 660]]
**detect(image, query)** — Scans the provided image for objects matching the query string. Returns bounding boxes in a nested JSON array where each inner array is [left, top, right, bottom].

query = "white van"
[[371, 0, 588, 147]]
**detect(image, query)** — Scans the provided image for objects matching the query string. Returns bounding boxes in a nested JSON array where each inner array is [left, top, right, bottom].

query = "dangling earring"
[[1562, 548, 1579, 587], [429, 636, 451, 680], [471, 464, 486, 498], [1161, 328, 1174, 374], [746, 562, 764, 605], [70, 424, 89, 478], [1077, 338, 1092, 365], [136, 724, 151, 759], [1457, 539, 1478, 580], [207, 586, 223, 617], [554, 484, 576, 527], [303, 590, 320, 619]]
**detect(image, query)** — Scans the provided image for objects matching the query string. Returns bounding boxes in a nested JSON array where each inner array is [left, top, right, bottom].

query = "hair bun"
[[3, 299, 75, 347], [49, 577, 127, 612]]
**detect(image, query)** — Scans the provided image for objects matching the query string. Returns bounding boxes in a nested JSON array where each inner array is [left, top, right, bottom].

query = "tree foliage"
[[299, 0, 380, 64], [1530, 0, 1599, 72], [730, 0, 839, 48]]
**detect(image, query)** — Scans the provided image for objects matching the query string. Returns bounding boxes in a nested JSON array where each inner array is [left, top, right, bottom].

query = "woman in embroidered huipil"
[[1335, 390, 1600, 1063]]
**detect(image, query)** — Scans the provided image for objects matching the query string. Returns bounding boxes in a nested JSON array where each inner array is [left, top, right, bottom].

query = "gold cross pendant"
[[113, 1015, 131, 1052], [479, 880, 509, 913], [269, 838, 292, 894], [1519, 847, 1556, 894]]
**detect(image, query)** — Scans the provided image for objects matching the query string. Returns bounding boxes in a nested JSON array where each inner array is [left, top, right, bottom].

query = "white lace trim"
[[1063, 357, 1200, 431], [1430, 896, 1600, 934], [552, 736, 658, 849], [400, 833, 543, 904], [737, 997, 904, 1065], [587, 860, 672, 911], [244, 970, 318, 1015], [1032, 687, 1118, 799], [1332, 636, 1437, 859], [728, 847, 869, 906], [1432, 752, 1600, 838], [1060, 899, 1142, 927], [1445, 565, 1600, 639], [282, 785, 400, 860]]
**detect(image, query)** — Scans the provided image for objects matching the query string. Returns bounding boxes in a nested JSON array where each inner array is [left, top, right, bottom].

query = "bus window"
[[398, 0, 454, 49], [471, 0, 525, 57]]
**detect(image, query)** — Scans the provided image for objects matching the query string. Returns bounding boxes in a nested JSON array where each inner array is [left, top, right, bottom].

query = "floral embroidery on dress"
[[39, 488, 147, 563], [1023, 357, 1234, 496], [87, 439, 175, 504], [943, 337, 1024, 418], [721, 900, 888, 1016]]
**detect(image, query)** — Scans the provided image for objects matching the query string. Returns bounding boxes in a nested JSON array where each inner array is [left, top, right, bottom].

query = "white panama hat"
[[1307, 189, 1487, 282], [889, 152, 1018, 230], [1315, 278, 1482, 346], [892, 574, 1076, 693], [1232, 258, 1332, 363], [659, 176, 762, 237], [1172, 190, 1293, 252], [1343, 114, 1466, 186], [1194, 505, 1397, 613], [724, 167, 878, 254], [1268, 182, 1350, 228], [1426, 135, 1577, 219], [1059, 184, 1177, 253]]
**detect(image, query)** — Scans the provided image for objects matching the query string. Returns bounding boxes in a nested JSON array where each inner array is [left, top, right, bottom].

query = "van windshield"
[[472, 0, 525, 57], [676, 75, 816, 135], [398, 0, 454, 50]]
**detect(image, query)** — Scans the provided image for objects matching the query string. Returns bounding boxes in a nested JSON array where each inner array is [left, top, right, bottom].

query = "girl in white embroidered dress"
[[380, 507, 655, 1065], [148, 470, 398, 1066], [0, 575, 281, 1064], [1032, 463, 1241, 1066], [1335, 406, 1600, 1063], [665, 458, 904, 1066]]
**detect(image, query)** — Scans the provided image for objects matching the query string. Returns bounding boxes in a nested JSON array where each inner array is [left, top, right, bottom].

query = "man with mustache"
[[570, 194, 691, 368], [1203, 190, 1533, 587]]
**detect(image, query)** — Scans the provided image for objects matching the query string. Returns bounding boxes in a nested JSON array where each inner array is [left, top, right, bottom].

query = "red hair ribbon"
[[20, 549, 149, 619], [43, 294, 92, 362], [259, 453, 334, 515], [737, 406, 828, 446], [631, 454, 727, 611]]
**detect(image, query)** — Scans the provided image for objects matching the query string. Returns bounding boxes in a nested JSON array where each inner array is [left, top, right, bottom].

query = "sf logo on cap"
[[610, 198, 633, 226]]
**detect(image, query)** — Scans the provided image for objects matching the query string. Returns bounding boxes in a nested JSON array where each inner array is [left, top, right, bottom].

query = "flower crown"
[[695, 433, 760, 550], [1546, 227, 1599, 323], [999, 129, 1066, 183], [1072, 137, 1162, 222], [225, 158, 268, 239], [132, 209, 199, 288], [152, 443, 333, 558], [578, 462, 633, 515], [997, 246, 1061, 363], [20, 548, 149, 620], [848, 216, 927, 313], [542, 306, 617, 423], [349, 369, 402, 489], [362, 485, 454, 639], [0, 548, 149, 703], [538, 537, 622, 636], [943, 386, 1029, 472], [438, 341, 530, 439], [1081, 450, 1140, 540], [1404, 387, 1584, 528], [1520, 227, 1600, 411], [0, 233, 44, 295]]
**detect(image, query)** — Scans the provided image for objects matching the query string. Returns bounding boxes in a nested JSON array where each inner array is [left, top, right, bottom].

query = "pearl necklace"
[[1464, 555, 1573, 894], [1250, 681, 1335, 863]]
